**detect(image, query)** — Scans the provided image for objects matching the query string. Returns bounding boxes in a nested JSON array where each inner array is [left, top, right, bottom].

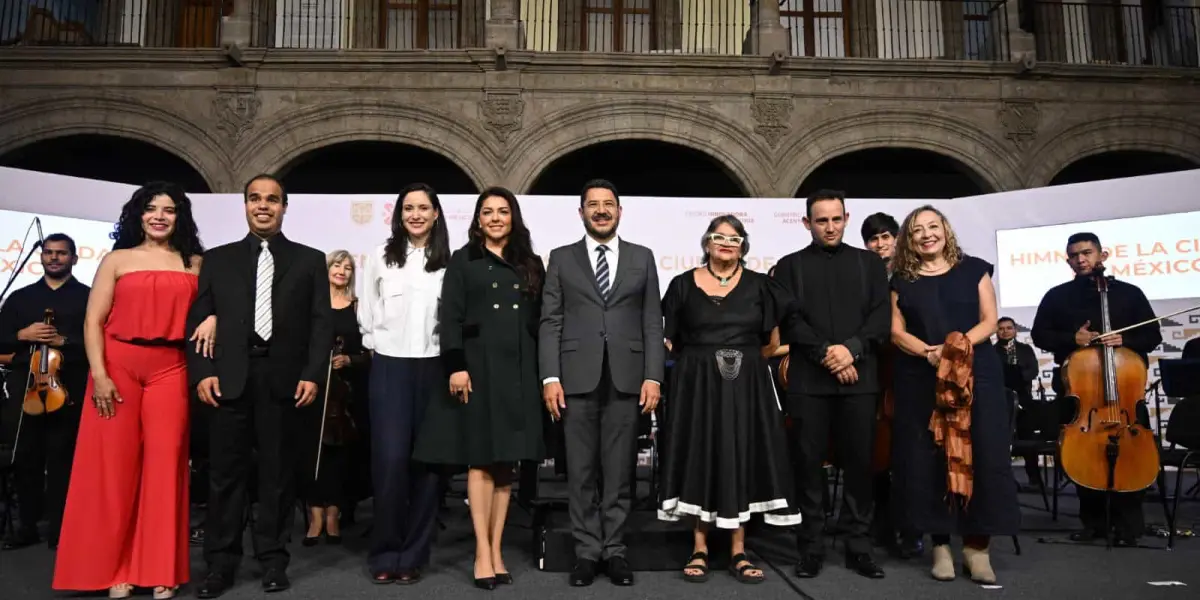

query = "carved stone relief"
[[480, 92, 525, 143], [751, 96, 793, 149], [211, 90, 261, 146], [998, 100, 1040, 150]]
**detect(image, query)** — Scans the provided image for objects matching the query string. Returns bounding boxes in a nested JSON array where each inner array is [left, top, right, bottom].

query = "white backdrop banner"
[[3, 166, 1200, 432]]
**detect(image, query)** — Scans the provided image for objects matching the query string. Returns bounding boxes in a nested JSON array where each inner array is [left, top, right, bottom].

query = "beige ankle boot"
[[963, 546, 996, 584], [930, 544, 955, 581]]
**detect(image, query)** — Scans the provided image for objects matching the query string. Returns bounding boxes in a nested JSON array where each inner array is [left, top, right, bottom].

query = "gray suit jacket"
[[539, 238, 665, 397]]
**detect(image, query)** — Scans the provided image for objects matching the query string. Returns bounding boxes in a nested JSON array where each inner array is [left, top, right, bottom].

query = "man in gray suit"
[[539, 179, 664, 587]]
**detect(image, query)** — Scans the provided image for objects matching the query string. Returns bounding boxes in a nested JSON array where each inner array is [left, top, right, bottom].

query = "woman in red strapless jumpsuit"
[[53, 182, 207, 600]]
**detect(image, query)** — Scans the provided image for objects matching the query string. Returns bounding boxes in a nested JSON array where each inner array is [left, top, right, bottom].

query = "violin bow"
[[1093, 303, 1200, 340], [9, 367, 32, 465], [314, 347, 335, 480]]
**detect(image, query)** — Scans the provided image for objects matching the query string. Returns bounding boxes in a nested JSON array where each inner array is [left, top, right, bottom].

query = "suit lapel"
[[571, 240, 604, 301], [270, 235, 299, 289], [608, 239, 632, 298], [239, 238, 257, 293]]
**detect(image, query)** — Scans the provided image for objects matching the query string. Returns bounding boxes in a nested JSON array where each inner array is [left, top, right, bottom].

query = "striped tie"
[[596, 245, 611, 302], [254, 240, 273, 340]]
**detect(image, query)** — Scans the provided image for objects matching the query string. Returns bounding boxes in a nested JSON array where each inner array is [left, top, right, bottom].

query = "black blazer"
[[186, 233, 334, 400]]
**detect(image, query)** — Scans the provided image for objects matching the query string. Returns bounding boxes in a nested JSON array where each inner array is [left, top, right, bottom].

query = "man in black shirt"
[[0, 233, 90, 550], [773, 191, 890, 579], [996, 316, 1044, 489], [1031, 232, 1161, 545]]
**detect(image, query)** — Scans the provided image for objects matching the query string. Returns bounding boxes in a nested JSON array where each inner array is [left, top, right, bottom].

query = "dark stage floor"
[[3, 470, 1199, 600]]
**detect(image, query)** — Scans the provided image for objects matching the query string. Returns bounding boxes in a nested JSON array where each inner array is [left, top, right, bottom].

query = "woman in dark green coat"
[[413, 186, 545, 589]]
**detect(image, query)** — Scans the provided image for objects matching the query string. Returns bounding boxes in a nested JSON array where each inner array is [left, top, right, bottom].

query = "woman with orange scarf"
[[887, 206, 1019, 584]]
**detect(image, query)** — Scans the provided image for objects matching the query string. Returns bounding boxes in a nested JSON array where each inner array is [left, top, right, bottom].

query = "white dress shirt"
[[585, 233, 619, 276], [358, 242, 444, 358]]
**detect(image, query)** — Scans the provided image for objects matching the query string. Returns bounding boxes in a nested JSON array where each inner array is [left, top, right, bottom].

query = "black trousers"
[[5, 373, 84, 545], [203, 354, 298, 574], [789, 392, 876, 555], [1078, 488, 1146, 538], [562, 358, 639, 562], [1051, 368, 1148, 539], [368, 355, 441, 574]]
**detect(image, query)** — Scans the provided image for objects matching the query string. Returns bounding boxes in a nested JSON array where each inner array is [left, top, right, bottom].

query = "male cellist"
[[860, 213, 922, 558], [1030, 232, 1161, 546], [0, 233, 90, 550]]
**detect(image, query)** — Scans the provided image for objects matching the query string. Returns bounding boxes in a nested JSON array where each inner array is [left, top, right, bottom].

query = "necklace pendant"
[[719, 277, 730, 287]]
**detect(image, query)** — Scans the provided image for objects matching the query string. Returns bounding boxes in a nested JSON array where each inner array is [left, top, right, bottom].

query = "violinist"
[[298, 250, 370, 546], [1030, 232, 1161, 546], [0, 233, 89, 551]]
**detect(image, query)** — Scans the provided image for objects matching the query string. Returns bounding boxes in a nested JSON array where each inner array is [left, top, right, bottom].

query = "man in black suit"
[[995, 316, 1044, 489], [188, 174, 333, 597]]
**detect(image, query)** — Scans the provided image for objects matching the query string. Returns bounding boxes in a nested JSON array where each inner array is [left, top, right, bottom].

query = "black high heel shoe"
[[495, 572, 513, 585], [474, 562, 497, 590], [301, 535, 321, 547]]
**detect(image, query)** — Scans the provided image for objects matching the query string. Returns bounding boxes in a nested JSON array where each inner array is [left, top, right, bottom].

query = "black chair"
[[1010, 392, 1067, 520], [1158, 394, 1200, 549]]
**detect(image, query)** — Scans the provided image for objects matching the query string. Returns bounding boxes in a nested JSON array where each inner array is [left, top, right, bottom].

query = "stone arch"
[[0, 95, 227, 190], [778, 109, 1021, 197], [241, 99, 499, 191], [1025, 116, 1200, 188], [508, 100, 771, 196]]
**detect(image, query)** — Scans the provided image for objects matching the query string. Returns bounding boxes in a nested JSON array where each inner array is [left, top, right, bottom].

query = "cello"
[[23, 308, 69, 416], [871, 344, 895, 474], [1057, 266, 1160, 541]]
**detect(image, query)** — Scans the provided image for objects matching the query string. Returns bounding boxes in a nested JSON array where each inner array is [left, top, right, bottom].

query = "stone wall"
[[0, 48, 1198, 195]]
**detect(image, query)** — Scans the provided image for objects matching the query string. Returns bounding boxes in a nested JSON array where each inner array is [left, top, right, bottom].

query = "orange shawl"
[[929, 331, 974, 507]]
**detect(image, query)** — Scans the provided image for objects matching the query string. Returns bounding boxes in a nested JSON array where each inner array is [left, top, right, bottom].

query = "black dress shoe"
[[569, 559, 597, 586], [301, 536, 320, 547], [846, 553, 885, 578], [607, 556, 634, 586], [494, 572, 513, 585], [196, 573, 230, 599], [325, 534, 342, 545], [2, 531, 39, 550], [897, 535, 924, 559], [262, 569, 290, 593], [474, 576, 496, 590], [794, 554, 824, 578], [1069, 529, 1103, 542]]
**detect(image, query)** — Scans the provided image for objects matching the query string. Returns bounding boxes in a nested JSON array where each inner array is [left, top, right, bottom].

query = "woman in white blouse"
[[357, 183, 451, 584]]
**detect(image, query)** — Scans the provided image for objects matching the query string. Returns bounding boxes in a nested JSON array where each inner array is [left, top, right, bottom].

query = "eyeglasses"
[[707, 233, 744, 246]]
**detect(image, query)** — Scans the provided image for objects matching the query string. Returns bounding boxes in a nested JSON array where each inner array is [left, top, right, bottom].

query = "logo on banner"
[[350, 201, 374, 225]]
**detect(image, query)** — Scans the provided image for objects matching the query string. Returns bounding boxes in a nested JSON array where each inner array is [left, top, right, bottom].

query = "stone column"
[[221, 0, 255, 47], [752, 0, 788, 56], [486, 0, 521, 49], [1007, 0, 1035, 62]]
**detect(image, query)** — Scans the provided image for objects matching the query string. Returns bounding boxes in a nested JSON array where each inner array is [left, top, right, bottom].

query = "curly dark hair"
[[110, 181, 205, 268], [468, 186, 543, 295]]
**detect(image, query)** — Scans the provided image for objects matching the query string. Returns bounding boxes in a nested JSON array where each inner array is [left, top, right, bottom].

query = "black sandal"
[[729, 552, 765, 584], [682, 551, 710, 583]]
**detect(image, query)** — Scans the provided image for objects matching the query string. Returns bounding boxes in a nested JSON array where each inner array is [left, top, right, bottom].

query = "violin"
[[23, 308, 68, 415], [1058, 267, 1159, 495], [321, 335, 356, 447]]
